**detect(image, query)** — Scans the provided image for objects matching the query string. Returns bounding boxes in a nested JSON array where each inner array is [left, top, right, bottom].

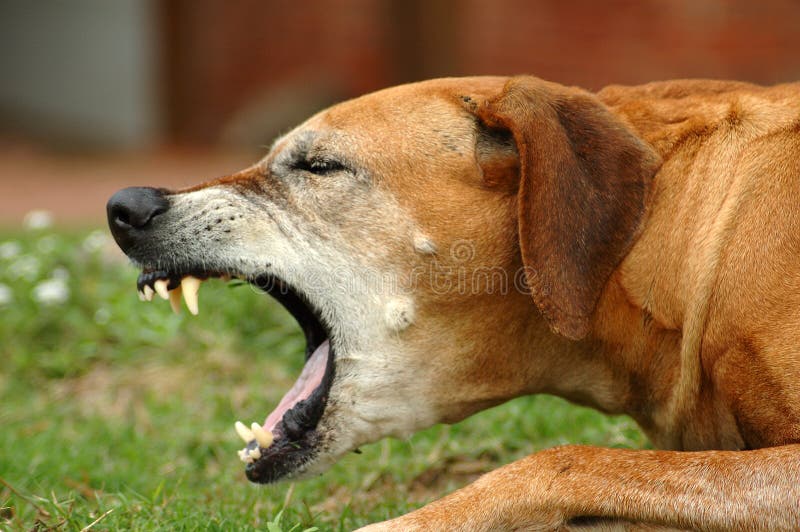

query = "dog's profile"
[[107, 76, 800, 530]]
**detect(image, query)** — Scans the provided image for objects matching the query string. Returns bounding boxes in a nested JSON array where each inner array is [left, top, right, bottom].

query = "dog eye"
[[310, 160, 343, 174], [294, 158, 347, 175]]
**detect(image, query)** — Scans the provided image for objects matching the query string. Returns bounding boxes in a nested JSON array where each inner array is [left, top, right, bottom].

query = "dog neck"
[[493, 276, 692, 450]]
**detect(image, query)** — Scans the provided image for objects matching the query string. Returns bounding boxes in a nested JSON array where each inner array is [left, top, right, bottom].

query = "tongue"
[[263, 340, 329, 433]]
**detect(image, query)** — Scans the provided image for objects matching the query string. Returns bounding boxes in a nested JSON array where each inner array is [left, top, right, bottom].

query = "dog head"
[[107, 76, 659, 482]]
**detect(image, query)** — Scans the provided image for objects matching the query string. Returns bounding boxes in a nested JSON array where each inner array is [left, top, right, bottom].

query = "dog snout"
[[106, 186, 170, 251]]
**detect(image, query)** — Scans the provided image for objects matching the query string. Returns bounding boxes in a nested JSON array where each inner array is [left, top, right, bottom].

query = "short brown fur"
[[148, 75, 800, 529], [351, 76, 800, 530]]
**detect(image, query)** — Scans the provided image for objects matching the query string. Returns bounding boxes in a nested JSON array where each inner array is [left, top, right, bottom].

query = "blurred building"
[[1, 0, 799, 150]]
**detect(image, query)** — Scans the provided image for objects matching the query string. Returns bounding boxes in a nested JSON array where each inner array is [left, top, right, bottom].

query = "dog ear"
[[468, 77, 660, 340]]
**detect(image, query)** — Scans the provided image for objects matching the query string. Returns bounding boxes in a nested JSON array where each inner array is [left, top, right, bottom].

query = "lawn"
[[0, 224, 647, 531]]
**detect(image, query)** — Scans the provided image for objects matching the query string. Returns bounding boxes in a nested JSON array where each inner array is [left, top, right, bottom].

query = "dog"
[[107, 76, 800, 530]]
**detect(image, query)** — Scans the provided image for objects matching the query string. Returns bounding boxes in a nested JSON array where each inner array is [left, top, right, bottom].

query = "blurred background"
[[1, 2, 799, 528], [1, 0, 799, 225]]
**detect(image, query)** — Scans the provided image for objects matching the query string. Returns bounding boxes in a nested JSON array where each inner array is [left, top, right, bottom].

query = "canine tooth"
[[251, 423, 273, 448], [154, 279, 170, 300], [143, 285, 155, 301], [181, 276, 201, 315], [169, 286, 182, 314], [138, 290, 146, 302], [234, 421, 255, 443], [249, 447, 261, 460]]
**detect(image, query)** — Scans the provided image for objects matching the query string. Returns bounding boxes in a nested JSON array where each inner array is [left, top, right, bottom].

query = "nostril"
[[111, 205, 132, 228], [106, 187, 170, 250]]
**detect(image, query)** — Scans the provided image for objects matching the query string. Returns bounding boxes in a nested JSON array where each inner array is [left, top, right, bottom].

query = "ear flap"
[[470, 77, 660, 340]]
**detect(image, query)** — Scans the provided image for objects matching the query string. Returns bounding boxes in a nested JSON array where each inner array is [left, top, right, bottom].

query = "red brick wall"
[[161, 0, 388, 142], [459, 0, 800, 90], [160, 0, 800, 143]]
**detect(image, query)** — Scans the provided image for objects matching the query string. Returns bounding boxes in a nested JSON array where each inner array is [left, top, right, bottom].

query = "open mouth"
[[136, 268, 336, 483]]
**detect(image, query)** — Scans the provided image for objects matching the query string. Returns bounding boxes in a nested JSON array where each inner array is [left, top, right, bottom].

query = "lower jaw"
[[244, 427, 326, 483], [237, 339, 336, 483]]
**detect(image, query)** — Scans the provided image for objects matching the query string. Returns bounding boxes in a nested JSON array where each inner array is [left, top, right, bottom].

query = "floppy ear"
[[470, 76, 660, 340]]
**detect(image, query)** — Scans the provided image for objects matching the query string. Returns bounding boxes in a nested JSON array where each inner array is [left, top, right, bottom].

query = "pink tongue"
[[263, 340, 329, 433]]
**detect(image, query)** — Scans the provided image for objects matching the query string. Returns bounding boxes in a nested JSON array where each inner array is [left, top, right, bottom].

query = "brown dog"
[[107, 76, 800, 529]]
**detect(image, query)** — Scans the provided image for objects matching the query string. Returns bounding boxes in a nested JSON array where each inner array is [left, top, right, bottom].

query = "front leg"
[[359, 444, 800, 531]]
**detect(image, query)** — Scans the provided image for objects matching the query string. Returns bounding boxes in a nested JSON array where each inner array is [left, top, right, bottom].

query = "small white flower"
[[0, 241, 21, 260], [82, 230, 110, 253], [36, 235, 58, 255], [23, 210, 54, 230], [9, 255, 41, 282], [32, 277, 70, 306], [0, 283, 12, 306]]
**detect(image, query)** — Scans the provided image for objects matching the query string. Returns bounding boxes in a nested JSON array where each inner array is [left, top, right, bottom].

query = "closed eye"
[[292, 157, 347, 176]]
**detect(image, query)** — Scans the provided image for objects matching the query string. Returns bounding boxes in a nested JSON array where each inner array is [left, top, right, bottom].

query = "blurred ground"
[[0, 142, 255, 227]]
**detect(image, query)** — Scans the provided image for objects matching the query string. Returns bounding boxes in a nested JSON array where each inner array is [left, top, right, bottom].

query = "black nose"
[[107, 187, 169, 252]]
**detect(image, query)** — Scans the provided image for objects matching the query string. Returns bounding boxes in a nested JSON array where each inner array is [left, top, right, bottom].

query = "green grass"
[[0, 226, 647, 530]]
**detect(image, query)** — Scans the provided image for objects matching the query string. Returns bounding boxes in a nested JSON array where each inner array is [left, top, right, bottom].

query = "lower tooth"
[[234, 421, 255, 443], [249, 448, 261, 460], [251, 423, 273, 448]]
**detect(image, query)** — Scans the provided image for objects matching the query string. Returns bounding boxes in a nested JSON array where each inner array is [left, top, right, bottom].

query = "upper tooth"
[[154, 279, 170, 300], [251, 423, 273, 448], [143, 285, 155, 301], [138, 290, 146, 302], [169, 286, 182, 314], [234, 421, 254, 443], [181, 276, 201, 315]]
